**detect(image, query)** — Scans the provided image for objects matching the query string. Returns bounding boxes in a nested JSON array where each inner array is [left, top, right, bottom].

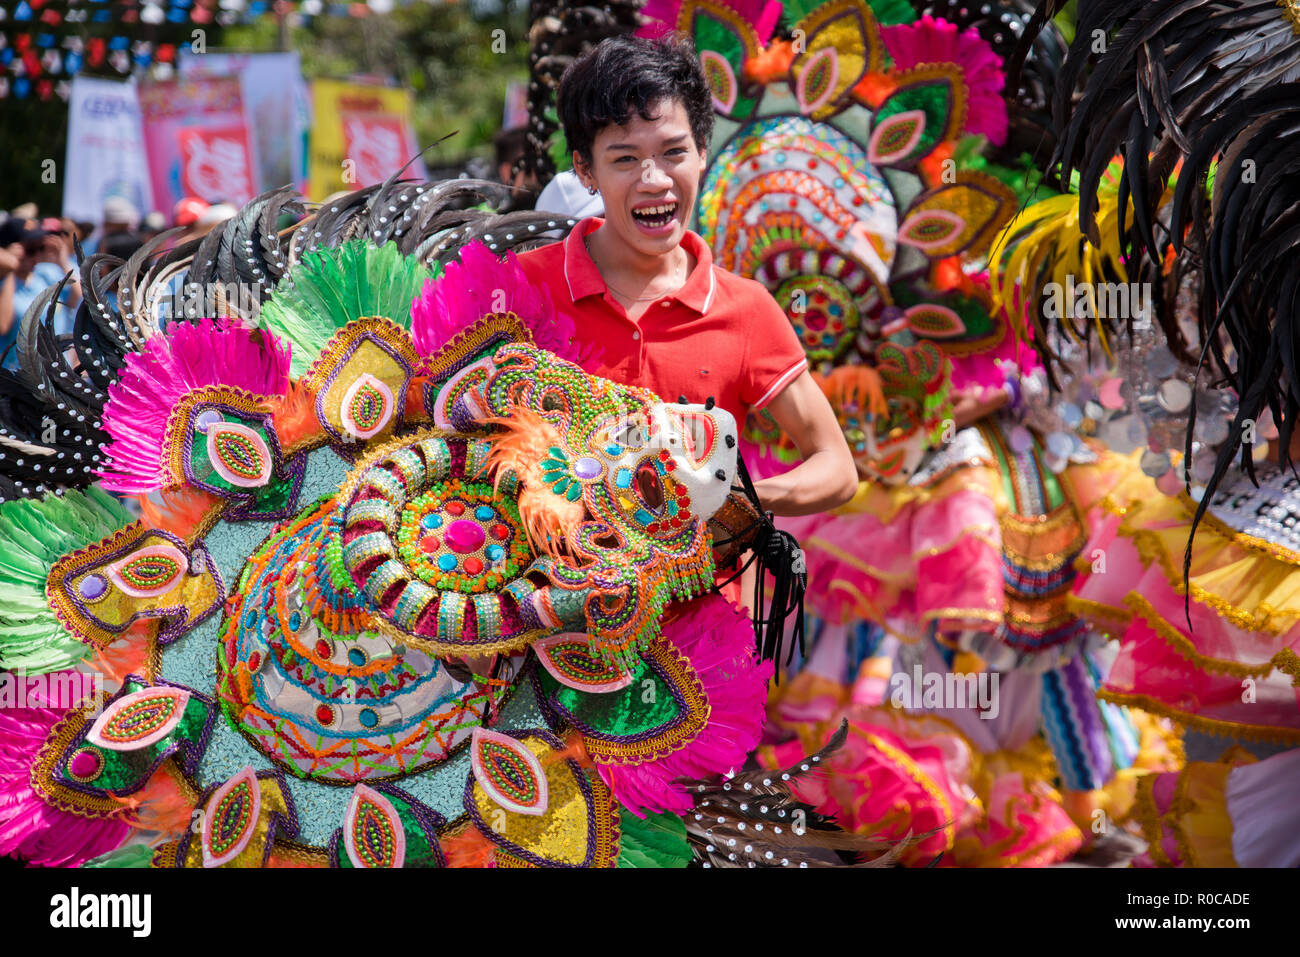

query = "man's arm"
[[750, 370, 858, 516], [0, 246, 20, 338]]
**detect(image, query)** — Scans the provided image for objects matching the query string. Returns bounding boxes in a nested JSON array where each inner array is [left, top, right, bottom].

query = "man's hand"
[[951, 387, 1009, 430], [38, 233, 72, 270], [0, 243, 20, 279]]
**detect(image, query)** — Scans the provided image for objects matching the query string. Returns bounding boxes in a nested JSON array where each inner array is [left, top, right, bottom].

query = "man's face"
[[578, 98, 706, 258]]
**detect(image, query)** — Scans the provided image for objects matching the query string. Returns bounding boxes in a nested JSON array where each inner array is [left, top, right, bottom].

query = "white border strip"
[[753, 358, 808, 410]]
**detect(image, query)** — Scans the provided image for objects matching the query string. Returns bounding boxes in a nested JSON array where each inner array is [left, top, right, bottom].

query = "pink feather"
[[882, 15, 1008, 146], [0, 677, 130, 867], [97, 319, 292, 494], [637, 0, 782, 43], [411, 241, 597, 368], [597, 593, 773, 816]]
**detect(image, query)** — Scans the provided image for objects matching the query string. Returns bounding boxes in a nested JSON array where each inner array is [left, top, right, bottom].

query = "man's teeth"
[[633, 203, 677, 223]]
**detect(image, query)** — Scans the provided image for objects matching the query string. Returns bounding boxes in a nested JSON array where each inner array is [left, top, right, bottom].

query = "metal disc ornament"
[[1156, 379, 1193, 414], [1140, 449, 1172, 477]]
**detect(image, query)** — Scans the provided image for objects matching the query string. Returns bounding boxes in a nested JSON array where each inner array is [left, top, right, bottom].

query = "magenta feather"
[[97, 319, 292, 494], [882, 15, 1008, 146], [411, 241, 596, 369], [598, 593, 773, 817], [0, 679, 130, 867]]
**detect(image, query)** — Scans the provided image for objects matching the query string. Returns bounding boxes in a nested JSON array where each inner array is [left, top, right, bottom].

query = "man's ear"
[[572, 151, 593, 189]]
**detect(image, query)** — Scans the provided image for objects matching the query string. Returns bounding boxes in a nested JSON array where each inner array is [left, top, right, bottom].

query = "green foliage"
[[953, 135, 1046, 207], [226, 0, 529, 169], [617, 809, 693, 868], [0, 2, 527, 213], [1053, 0, 1079, 46]]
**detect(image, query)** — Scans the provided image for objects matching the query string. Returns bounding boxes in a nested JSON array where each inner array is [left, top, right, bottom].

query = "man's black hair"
[[557, 33, 714, 166]]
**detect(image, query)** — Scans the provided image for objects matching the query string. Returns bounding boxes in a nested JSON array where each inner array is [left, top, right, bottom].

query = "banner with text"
[[178, 50, 310, 194], [139, 76, 257, 213], [308, 78, 426, 200], [62, 76, 154, 224]]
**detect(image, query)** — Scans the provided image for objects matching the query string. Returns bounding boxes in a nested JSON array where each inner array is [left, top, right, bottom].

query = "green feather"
[[781, 0, 912, 27], [617, 809, 693, 868], [81, 843, 156, 868], [259, 241, 435, 377], [0, 488, 132, 675]]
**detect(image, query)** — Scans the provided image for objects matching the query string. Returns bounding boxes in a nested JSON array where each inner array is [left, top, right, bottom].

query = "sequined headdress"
[[0, 182, 878, 870]]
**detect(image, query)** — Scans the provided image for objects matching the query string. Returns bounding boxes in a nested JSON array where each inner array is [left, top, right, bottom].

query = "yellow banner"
[[308, 79, 426, 200]]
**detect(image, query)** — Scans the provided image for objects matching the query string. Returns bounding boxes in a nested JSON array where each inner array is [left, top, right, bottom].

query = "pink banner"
[[340, 113, 409, 186], [139, 77, 257, 213]]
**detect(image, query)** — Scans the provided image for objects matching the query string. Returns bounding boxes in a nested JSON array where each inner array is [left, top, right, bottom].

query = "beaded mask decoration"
[[641, 0, 1014, 479], [0, 236, 792, 869]]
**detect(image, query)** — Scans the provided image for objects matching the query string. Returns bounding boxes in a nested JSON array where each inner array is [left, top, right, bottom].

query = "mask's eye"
[[879, 397, 920, 437], [598, 414, 652, 455], [105, 544, 189, 598]]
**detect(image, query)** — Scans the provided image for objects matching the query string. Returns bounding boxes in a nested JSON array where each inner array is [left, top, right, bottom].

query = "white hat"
[[197, 203, 237, 228], [535, 169, 605, 220], [103, 196, 139, 225]]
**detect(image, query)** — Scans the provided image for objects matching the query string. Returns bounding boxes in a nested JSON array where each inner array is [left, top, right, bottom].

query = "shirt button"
[[632, 331, 640, 340], [660, 301, 671, 308]]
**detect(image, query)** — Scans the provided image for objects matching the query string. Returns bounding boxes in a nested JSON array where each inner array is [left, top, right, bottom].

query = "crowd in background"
[[0, 196, 238, 371], [0, 125, 602, 375]]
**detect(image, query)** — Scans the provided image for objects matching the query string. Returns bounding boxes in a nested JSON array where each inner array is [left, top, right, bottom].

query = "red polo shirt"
[[516, 217, 807, 425]]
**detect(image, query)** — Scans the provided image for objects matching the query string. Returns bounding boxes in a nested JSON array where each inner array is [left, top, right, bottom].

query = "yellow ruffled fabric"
[[1132, 750, 1253, 868], [1121, 493, 1300, 636], [1060, 710, 1186, 833]]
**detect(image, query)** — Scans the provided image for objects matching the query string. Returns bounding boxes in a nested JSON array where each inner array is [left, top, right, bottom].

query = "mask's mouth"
[[631, 202, 678, 229]]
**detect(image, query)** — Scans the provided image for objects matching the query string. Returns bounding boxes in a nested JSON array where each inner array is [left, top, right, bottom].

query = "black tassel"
[[713, 456, 807, 675]]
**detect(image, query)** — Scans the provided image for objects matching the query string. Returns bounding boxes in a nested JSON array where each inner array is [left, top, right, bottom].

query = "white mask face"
[[591, 401, 738, 535]]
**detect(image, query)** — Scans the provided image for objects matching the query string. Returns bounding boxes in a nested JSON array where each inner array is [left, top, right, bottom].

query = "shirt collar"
[[563, 216, 716, 315]]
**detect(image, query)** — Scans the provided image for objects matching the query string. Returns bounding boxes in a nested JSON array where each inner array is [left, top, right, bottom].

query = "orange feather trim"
[[744, 40, 794, 84], [853, 71, 897, 108], [931, 256, 969, 293], [481, 406, 585, 560], [137, 486, 222, 537], [820, 366, 889, 420], [113, 770, 196, 840], [88, 621, 153, 684], [917, 141, 956, 188], [442, 826, 498, 868], [271, 380, 325, 451]]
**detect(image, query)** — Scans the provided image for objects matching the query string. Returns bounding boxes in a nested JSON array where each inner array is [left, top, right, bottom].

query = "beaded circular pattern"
[[396, 479, 531, 592]]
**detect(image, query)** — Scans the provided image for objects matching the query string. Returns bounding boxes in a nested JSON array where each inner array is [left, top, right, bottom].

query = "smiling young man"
[[516, 34, 856, 517]]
